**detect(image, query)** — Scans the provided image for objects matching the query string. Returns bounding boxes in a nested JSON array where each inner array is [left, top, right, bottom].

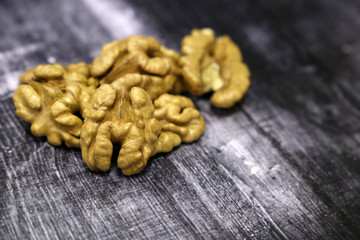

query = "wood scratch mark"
[[220, 165, 290, 240]]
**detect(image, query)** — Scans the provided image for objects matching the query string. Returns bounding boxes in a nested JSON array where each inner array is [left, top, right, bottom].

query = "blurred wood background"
[[0, 0, 359, 239]]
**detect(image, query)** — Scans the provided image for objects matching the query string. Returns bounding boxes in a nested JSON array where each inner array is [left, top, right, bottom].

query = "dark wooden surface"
[[1, 0, 360, 239]]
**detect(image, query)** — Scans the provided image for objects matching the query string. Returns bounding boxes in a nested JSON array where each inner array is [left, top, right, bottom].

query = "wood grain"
[[1, 0, 359, 239]]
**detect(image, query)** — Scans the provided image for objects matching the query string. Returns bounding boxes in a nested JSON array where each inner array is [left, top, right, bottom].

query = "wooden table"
[[1, 0, 359, 239]]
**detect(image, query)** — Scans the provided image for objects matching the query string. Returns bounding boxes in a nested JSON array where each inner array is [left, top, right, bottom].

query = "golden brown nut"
[[90, 36, 181, 86], [110, 73, 178, 100], [80, 76, 205, 175], [180, 28, 250, 108], [80, 84, 160, 175], [152, 93, 205, 154], [211, 36, 250, 108], [13, 63, 98, 147], [180, 28, 216, 95]]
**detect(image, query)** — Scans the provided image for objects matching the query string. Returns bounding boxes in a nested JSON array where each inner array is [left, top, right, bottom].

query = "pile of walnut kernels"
[[13, 28, 250, 176]]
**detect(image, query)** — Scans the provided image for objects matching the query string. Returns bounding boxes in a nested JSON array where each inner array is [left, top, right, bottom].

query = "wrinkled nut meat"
[[13, 63, 98, 147], [80, 77, 205, 175], [180, 28, 250, 108], [110, 72, 179, 100], [91, 36, 181, 87], [13, 28, 250, 175]]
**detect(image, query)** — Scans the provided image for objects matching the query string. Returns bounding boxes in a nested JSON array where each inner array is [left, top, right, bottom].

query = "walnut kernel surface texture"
[[12, 29, 250, 175]]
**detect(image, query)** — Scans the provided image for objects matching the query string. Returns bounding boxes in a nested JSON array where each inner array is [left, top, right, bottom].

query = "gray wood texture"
[[1, 0, 360, 239]]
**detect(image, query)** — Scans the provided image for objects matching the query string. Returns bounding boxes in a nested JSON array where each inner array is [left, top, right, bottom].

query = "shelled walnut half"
[[80, 76, 205, 175], [91, 35, 181, 90], [13, 63, 98, 147], [180, 28, 250, 108]]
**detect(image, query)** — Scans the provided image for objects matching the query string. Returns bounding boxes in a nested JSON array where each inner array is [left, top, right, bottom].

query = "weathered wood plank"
[[1, 0, 359, 239]]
